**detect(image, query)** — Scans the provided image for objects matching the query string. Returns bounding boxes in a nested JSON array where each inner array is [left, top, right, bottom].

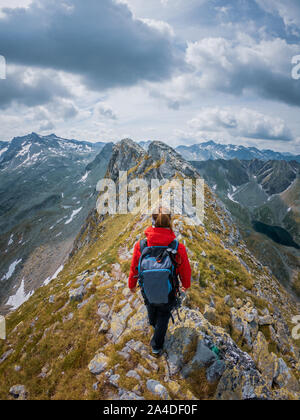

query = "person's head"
[[152, 206, 172, 229]]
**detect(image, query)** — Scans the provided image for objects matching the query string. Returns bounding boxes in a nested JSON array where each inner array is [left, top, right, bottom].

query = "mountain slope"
[[177, 141, 300, 163], [190, 159, 300, 298], [0, 133, 112, 314], [0, 140, 299, 400]]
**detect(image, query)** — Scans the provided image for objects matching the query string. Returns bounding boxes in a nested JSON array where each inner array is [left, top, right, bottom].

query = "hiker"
[[128, 207, 191, 356]]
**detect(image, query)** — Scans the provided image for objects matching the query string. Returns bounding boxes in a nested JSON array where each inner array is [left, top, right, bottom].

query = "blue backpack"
[[137, 239, 179, 305]]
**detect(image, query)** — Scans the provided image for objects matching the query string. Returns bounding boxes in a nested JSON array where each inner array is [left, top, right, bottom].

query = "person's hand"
[[130, 287, 137, 294], [181, 287, 187, 293]]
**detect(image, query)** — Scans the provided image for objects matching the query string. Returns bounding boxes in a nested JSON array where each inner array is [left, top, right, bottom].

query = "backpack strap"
[[168, 240, 179, 252], [139, 239, 148, 253]]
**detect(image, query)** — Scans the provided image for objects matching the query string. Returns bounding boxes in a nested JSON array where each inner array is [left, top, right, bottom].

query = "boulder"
[[224, 295, 234, 307], [206, 360, 226, 383], [165, 327, 198, 375], [230, 305, 259, 348], [147, 380, 170, 399], [203, 305, 217, 323], [69, 286, 86, 302], [9, 385, 28, 400], [182, 340, 217, 378], [97, 302, 110, 318], [109, 303, 133, 342], [88, 352, 109, 375], [126, 370, 141, 381], [215, 367, 272, 400], [258, 315, 274, 326], [98, 320, 109, 333]]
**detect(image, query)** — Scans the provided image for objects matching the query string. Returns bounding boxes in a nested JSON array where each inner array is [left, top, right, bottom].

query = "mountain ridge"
[[1, 139, 299, 400], [176, 141, 300, 163]]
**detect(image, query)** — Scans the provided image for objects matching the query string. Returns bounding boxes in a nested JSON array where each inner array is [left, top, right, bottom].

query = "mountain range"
[[0, 133, 114, 314], [176, 141, 300, 163], [191, 158, 300, 297]]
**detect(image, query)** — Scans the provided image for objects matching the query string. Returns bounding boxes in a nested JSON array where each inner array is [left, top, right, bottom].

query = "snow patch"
[[2, 259, 22, 281], [44, 264, 64, 286], [78, 171, 89, 183], [65, 207, 82, 225], [6, 279, 33, 310], [227, 193, 239, 204], [8, 234, 14, 246]]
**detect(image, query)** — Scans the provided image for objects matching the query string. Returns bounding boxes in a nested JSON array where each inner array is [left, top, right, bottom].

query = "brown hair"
[[152, 206, 172, 230]]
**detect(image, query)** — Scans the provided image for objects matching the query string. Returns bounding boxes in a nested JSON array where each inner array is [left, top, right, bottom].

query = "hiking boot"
[[151, 347, 163, 357]]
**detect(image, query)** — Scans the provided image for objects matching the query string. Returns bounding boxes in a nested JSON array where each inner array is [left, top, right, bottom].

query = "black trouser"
[[146, 303, 172, 350]]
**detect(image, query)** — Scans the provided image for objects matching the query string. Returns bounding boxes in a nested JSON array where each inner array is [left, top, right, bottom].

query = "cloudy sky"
[[0, 0, 299, 153]]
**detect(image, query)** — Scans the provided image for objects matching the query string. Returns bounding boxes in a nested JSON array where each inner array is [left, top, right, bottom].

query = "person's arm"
[[128, 241, 141, 290], [177, 244, 191, 290]]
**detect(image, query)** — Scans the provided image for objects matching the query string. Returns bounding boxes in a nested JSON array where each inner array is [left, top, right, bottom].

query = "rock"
[[230, 305, 259, 348], [98, 320, 109, 333], [206, 360, 226, 383], [69, 286, 86, 302], [127, 306, 149, 332], [182, 340, 217, 378], [78, 296, 93, 309], [126, 370, 141, 381], [108, 374, 120, 388], [97, 302, 110, 318], [215, 367, 272, 400], [122, 288, 131, 298], [9, 385, 28, 400], [147, 380, 170, 399], [203, 305, 217, 323], [252, 332, 277, 388], [273, 358, 300, 392], [210, 298, 216, 309], [88, 352, 109, 375], [109, 304, 133, 342], [258, 315, 274, 326], [117, 350, 131, 361], [224, 295, 234, 307], [137, 364, 150, 376], [252, 332, 299, 393], [63, 313, 74, 323], [165, 327, 198, 375], [0, 349, 14, 364], [236, 298, 243, 309], [119, 390, 145, 400], [49, 295, 55, 303]]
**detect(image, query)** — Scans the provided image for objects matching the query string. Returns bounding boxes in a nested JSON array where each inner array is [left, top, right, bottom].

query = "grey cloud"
[[39, 121, 55, 131], [97, 104, 117, 120], [189, 107, 293, 142], [0, 67, 71, 109], [186, 38, 300, 108], [0, 0, 183, 91]]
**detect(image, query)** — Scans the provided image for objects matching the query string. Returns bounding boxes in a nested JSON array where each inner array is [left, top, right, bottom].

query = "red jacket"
[[128, 227, 191, 290]]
